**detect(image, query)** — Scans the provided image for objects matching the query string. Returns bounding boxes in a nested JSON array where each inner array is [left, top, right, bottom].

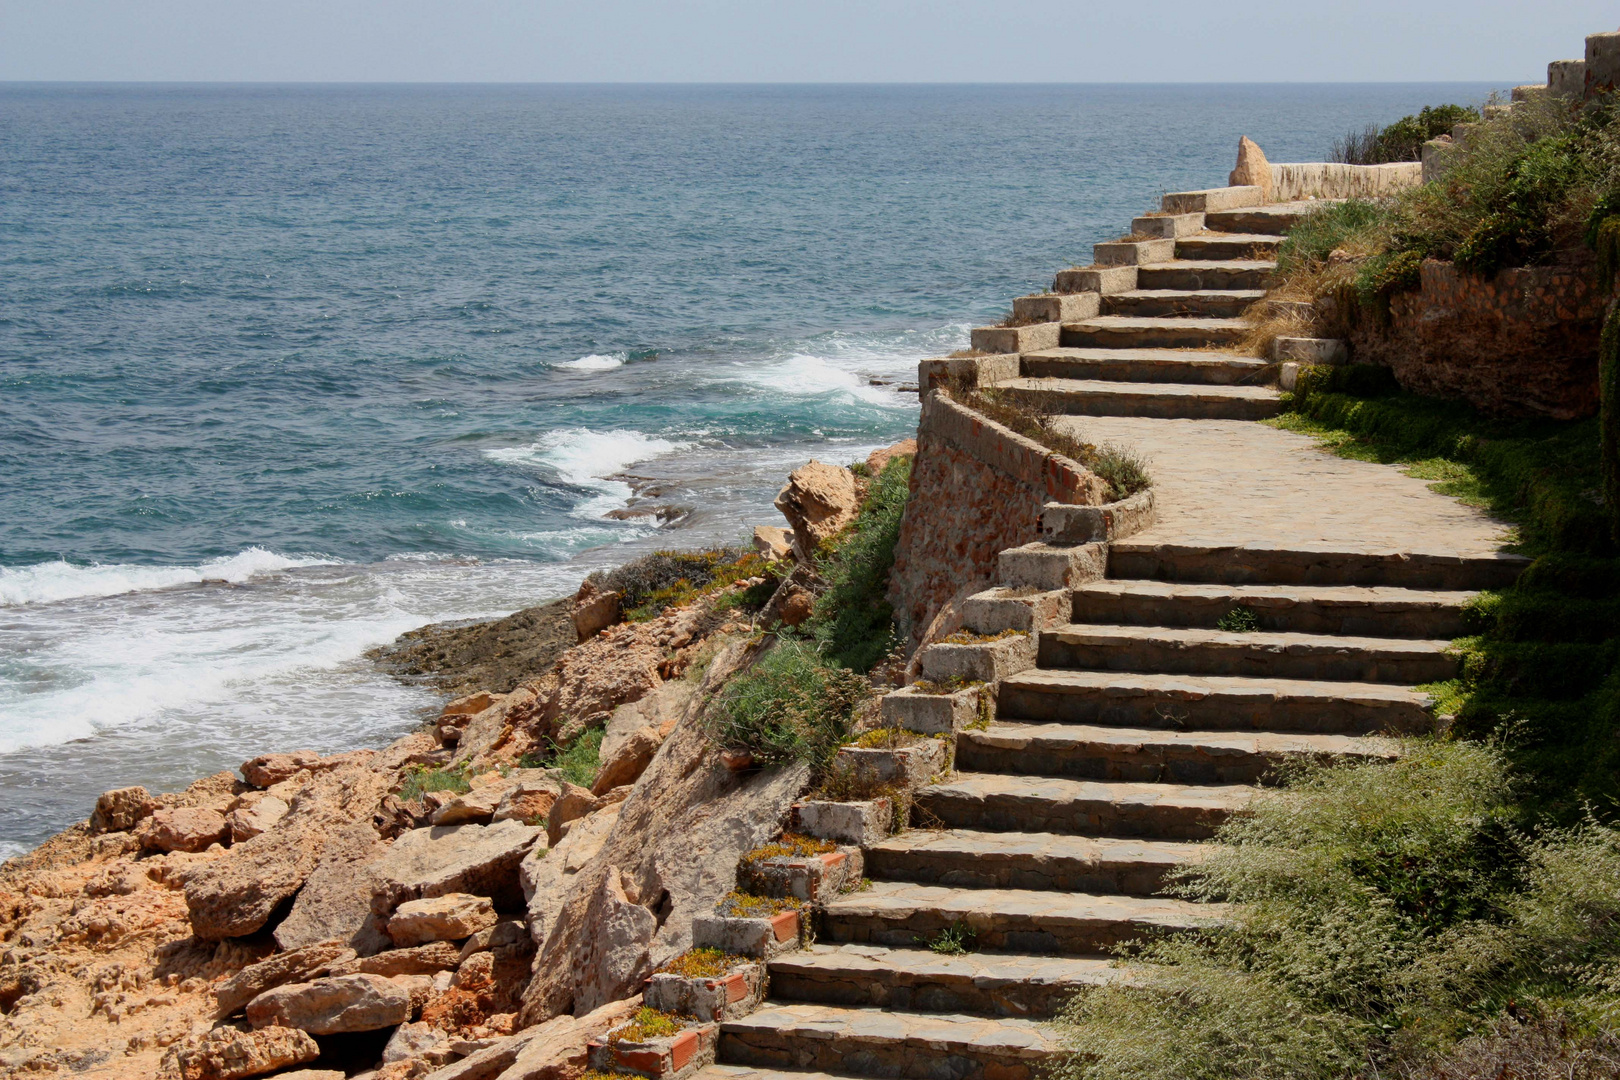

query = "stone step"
[[1138, 260, 1274, 290], [716, 1003, 1063, 1080], [1102, 289, 1265, 319], [1108, 540, 1530, 591], [998, 377, 1280, 421], [1204, 199, 1338, 236], [1021, 347, 1268, 386], [766, 944, 1122, 1018], [1071, 580, 1475, 638], [958, 721, 1397, 785], [1039, 623, 1457, 684], [819, 880, 1221, 954], [914, 772, 1251, 839], [1176, 233, 1283, 260], [1060, 315, 1247, 350], [997, 668, 1435, 735], [868, 827, 1199, 895]]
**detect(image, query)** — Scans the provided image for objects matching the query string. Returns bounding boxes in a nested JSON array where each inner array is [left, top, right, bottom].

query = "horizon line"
[[0, 78, 1515, 87]]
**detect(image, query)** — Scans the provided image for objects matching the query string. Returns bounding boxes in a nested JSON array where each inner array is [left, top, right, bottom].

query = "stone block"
[[880, 686, 983, 736], [1093, 238, 1176, 266], [832, 738, 949, 789], [1038, 490, 1156, 545], [1279, 361, 1301, 392], [1131, 212, 1204, 238], [1511, 84, 1547, 103], [368, 819, 543, 917], [917, 352, 1019, 391], [916, 632, 1035, 684], [691, 911, 801, 958], [1161, 186, 1262, 214], [1273, 338, 1348, 366], [1054, 264, 1136, 294], [791, 799, 893, 845], [1550, 58, 1586, 99], [245, 973, 412, 1035], [1011, 292, 1098, 323], [644, 963, 766, 1023], [387, 893, 499, 946], [997, 541, 1108, 591], [589, 1021, 719, 1080], [1588, 32, 1620, 96], [960, 586, 1067, 635], [969, 322, 1062, 354], [738, 847, 861, 903]]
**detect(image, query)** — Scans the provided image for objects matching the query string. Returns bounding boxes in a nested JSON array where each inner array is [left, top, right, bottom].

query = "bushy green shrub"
[[1332, 104, 1480, 165], [707, 638, 871, 771], [1274, 199, 1391, 276], [805, 455, 911, 673], [589, 547, 767, 622]]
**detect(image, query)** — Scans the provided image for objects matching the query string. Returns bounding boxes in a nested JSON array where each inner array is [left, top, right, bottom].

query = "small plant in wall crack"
[[920, 921, 978, 955], [1216, 606, 1262, 633]]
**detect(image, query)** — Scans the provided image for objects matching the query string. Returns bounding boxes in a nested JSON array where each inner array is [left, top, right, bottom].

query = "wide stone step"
[[998, 668, 1436, 735], [1021, 347, 1268, 386], [1205, 199, 1339, 236], [766, 944, 1121, 1018], [1060, 315, 1246, 350], [867, 828, 1200, 895], [1102, 289, 1265, 319], [819, 880, 1221, 954], [958, 721, 1397, 785], [1072, 580, 1475, 638], [915, 772, 1251, 839], [1138, 259, 1274, 290], [1109, 540, 1530, 591], [998, 377, 1280, 421], [1176, 233, 1282, 260], [716, 1003, 1063, 1080], [1039, 624, 1457, 684]]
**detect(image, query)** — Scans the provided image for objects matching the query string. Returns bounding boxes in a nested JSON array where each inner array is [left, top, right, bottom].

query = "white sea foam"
[[485, 428, 689, 519], [559, 352, 627, 371], [719, 323, 969, 407], [0, 547, 337, 608]]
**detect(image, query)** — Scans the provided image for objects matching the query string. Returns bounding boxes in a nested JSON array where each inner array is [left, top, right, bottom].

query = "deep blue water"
[[0, 82, 1499, 853]]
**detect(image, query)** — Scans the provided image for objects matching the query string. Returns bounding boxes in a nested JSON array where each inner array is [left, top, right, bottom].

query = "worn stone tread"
[[867, 827, 1202, 893], [1002, 377, 1278, 401], [916, 771, 1252, 838], [1061, 315, 1248, 333], [1103, 289, 1265, 318], [719, 1002, 1063, 1063], [1205, 200, 1341, 234], [1071, 579, 1475, 638], [1107, 537, 1527, 590], [1040, 622, 1456, 683], [967, 721, 1396, 761]]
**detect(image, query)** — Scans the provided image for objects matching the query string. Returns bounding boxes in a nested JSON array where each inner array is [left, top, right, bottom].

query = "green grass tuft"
[[707, 638, 872, 772]]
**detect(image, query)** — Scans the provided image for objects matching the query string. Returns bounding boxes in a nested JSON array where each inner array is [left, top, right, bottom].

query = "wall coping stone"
[[922, 390, 1104, 505]]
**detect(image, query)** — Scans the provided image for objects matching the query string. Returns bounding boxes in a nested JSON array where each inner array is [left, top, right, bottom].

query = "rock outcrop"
[[775, 459, 860, 562], [244, 973, 412, 1034], [1229, 135, 1273, 198]]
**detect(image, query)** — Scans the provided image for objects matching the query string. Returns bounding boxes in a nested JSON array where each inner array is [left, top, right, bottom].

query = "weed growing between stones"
[[804, 455, 912, 674], [845, 727, 930, 750], [519, 725, 604, 789], [740, 833, 836, 865], [397, 763, 471, 802], [921, 921, 978, 955], [715, 891, 802, 919], [1215, 607, 1261, 633], [608, 1007, 690, 1043], [941, 628, 1024, 646], [655, 948, 738, 979]]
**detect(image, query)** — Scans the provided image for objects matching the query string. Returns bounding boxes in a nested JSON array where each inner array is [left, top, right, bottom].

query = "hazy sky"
[[0, 1, 1614, 83]]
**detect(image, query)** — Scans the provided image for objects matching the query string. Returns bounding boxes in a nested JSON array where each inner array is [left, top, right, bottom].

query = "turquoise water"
[[0, 82, 1497, 853]]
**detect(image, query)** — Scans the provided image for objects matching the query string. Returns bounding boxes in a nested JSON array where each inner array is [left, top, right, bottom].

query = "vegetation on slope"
[[804, 454, 911, 673], [1331, 103, 1480, 165]]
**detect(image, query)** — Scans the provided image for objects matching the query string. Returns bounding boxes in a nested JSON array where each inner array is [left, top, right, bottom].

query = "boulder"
[[186, 764, 392, 940], [590, 725, 662, 796], [272, 820, 392, 956], [137, 808, 229, 854], [90, 786, 155, 833], [214, 941, 358, 1019], [430, 784, 508, 827], [1229, 135, 1273, 199], [443, 692, 497, 717], [369, 818, 544, 916], [491, 777, 560, 824], [245, 973, 412, 1034], [866, 438, 917, 476], [570, 868, 657, 1013], [170, 1025, 320, 1080], [330, 940, 464, 977], [776, 585, 815, 628], [388, 893, 499, 947], [600, 680, 691, 765], [384, 1022, 452, 1065], [417, 1026, 544, 1080], [521, 804, 621, 947], [752, 525, 794, 561], [498, 996, 643, 1080], [774, 460, 860, 562], [226, 795, 288, 843], [458, 919, 529, 960], [449, 689, 537, 767], [570, 580, 621, 643], [273, 1072, 345, 1080], [545, 784, 601, 847], [241, 751, 322, 788]]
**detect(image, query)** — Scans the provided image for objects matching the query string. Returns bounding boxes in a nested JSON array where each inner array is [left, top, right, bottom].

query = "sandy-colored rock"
[[273, 1072, 345, 1080], [241, 751, 322, 788], [444, 692, 498, 717], [521, 803, 620, 948], [775, 459, 860, 562], [389, 893, 499, 946], [590, 725, 662, 796], [491, 777, 560, 824], [600, 681, 692, 767], [450, 689, 536, 766], [331, 940, 464, 977], [245, 972, 412, 1034], [214, 941, 358, 1018], [866, 438, 917, 476], [777, 585, 815, 627], [89, 785, 155, 833], [458, 918, 529, 960], [499, 996, 643, 1080], [570, 867, 656, 1012], [418, 1026, 544, 1080], [544, 784, 600, 847], [385, 1021, 453, 1065], [171, 1025, 320, 1080], [431, 784, 509, 827], [570, 580, 622, 643], [1229, 135, 1273, 199], [137, 807, 229, 854], [273, 819, 392, 955], [370, 818, 544, 916], [227, 795, 288, 842], [752, 525, 794, 561]]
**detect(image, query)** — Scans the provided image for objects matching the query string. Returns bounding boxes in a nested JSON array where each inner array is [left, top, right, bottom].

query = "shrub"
[[707, 638, 871, 771], [589, 548, 771, 622], [1331, 104, 1480, 165], [805, 455, 911, 673], [1601, 306, 1620, 546]]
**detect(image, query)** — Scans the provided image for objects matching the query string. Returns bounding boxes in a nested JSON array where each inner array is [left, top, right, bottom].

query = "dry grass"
[[996, 310, 1046, 328], [1238, 303, 1316, 360], [947, 349, 988, 359]]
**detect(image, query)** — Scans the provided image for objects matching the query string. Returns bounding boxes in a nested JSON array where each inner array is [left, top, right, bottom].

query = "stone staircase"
[[994, 194, 1335, 423], [684, 187, 1524, 1080]]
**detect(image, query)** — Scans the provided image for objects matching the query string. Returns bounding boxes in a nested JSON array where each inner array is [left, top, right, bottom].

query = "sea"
[[0, 82, 1500, 856]]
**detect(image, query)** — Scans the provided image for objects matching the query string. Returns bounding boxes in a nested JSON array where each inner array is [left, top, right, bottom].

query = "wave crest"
[[0, 547, 336, 607]]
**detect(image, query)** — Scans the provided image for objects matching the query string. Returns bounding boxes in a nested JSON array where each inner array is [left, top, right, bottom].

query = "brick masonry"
[[1350, 258, 1604, 420]]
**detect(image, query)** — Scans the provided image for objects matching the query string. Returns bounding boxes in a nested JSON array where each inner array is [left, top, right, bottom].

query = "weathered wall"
[[1350, 258, 1604, 420], [1268, 161, 1423, 202], [888, 391, 1106, 643]]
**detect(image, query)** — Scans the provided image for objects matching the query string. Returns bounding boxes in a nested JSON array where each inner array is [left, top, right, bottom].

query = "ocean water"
[[0, 82, 1499, 855]]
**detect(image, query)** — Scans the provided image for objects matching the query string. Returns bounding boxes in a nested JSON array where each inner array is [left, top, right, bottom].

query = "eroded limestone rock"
[[388, 893, 499, 947], [214, 940, 358, 1019], [137, 807, 228, 854], [90, 786, 155, 833], [775, 460, 859, 562], [244, 972, 411, 1034], [369, 818, 543, 916], [170, 1025, 320, 1080]]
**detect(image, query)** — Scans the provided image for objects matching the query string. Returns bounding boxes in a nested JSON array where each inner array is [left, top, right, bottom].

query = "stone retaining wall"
[[888, 391, 1107, 643], [1349, 258, 1604, 419], [1268, 162, 1422, 202]]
